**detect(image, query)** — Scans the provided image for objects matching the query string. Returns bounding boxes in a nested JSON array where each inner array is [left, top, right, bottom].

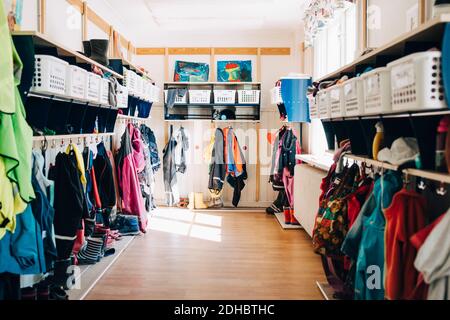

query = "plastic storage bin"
[[308, 94, 319, 120], [164, 90, 188, 104], [238, 90, 260, 104], [31, 55, 68, 96], [189, 90, 211, 104], [124, 69, 137, 95], [99, 78, 110, 106], [214, 90, 236, 104], [270, 86, 283, 105], [151, 86, 161, 103], [343, 77, 364, 116], [87, 72, 101, 103], [116, 84, 128, 109], [361, 67, 392, 115], [65, 65, 87, 101], [329, 84, 345, 118], [317, 89, 330, 119], [388, 51, 447, 112]]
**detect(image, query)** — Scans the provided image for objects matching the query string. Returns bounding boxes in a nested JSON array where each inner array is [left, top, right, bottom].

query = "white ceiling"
[[103, 0, 307, 37]]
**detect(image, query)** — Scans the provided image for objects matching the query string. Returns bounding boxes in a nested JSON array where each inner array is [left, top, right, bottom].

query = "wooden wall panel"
[[136, 48, 166, 55], [214, 47, 258, 55], [168, 48, 212, 55], [260, 47, 291, 55]]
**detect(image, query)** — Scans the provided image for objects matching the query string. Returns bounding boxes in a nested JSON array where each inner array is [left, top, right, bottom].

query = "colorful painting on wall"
[[174, 61, 209, 82], [217, 60, 252, 82]]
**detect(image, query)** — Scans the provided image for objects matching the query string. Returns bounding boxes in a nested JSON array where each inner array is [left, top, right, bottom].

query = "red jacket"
[[384, 189, 427, 300]]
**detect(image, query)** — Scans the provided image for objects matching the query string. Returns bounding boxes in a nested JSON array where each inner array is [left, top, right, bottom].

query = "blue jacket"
[[0, 205, 46, 275], [342, 172, 402, 300]]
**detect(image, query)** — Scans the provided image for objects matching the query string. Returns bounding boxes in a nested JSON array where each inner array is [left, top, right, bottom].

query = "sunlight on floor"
[[148, 208, 223, 242]]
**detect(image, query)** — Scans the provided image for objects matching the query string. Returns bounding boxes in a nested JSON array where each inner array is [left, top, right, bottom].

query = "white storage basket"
[[343, 77, 364, 116], [65, 65, 87, 101], [362, 67, 392, 115], [124, 69, 137, 95], [86, 73, 101, 103], [99, 78, 110, 106], [238, 90, 260, 104], [317, 89, 330, 119], [214, 90, 236, 104], [31, 55, 68, 96], [270, 86, 283, 105], [116, 84, 129, 109], [388, 51, 447, 112], [151, 85, 161, 103], [329, 84, 345, 118], [189, 90, 211, 104], [164, 90, 188, 104], [308, 94, 319, 120], [144, 81, 152, 102]]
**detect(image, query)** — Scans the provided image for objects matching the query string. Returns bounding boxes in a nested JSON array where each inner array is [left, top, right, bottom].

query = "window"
[[310, 2, 357, 156]]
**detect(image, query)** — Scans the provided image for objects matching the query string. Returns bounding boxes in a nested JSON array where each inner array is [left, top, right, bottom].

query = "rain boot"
[[187, 192, 195, 210], [290, 209, 300, 225], [195, 193, 208, 209], [284, 207, 291, 225]]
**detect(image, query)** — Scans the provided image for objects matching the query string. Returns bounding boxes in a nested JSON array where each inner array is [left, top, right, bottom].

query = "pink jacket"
[[116, 124, 147, 232]]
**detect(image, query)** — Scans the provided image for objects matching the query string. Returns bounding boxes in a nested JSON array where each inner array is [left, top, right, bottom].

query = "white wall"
[[3, 0, 38, 30], [133, 32, 301, 206], [367, 0, 419, 48]]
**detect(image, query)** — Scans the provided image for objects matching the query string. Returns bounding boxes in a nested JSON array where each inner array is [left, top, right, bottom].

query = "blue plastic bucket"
[[280, 75, 312, 123]]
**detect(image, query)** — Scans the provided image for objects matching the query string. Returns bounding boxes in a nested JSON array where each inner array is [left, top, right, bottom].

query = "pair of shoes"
[[284, 208, 300, 225], [187, 193, 208, 210], [82, 39, 109, 66], [111, 214, 140, 236], [177, 197, 189, 208]]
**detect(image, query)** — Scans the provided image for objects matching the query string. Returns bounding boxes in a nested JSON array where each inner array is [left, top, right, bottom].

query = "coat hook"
[[418, 179, 427, 191], [437, 182, 447, 196]]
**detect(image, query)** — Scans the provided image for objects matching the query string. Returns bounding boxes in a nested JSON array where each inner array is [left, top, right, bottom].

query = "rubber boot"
[[188, 192, 195, 210], [195, 193, 208, 209], [284, 207, 291, 225], [290, 209, 300, 225]]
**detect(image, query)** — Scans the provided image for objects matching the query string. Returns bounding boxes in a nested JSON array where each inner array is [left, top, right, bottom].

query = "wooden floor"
[[85, 208, 326, 300]]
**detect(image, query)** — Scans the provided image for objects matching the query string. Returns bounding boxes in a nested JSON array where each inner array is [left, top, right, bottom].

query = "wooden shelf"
[[296, 154, 334, 171], [28, 92, 111, 108], [322, 109, 450, 122], [317, 14, 450, 82], [117, 114, 151, 122], [165, 82, 261, 86], [346, 154, 400, 171], [404, 168, 450, 184], [32, 132, 114, 142], [12, 31, 124, 80]]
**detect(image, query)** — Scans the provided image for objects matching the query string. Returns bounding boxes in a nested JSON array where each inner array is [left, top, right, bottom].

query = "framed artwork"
[[217, 60, 252, 82], [174, 61, 209, 82]]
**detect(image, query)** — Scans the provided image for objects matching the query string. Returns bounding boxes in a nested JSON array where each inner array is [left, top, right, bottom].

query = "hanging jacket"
[[350, 171, 402, 300], [140, 125, 161, 172], [414, 210, 450, 300], [130, 124, 146, 174], [163, 128, 180, 206], [174, 127, 189, 174], [384, 189, 428, 300], [0, 205, 46, 275], [223, 127, 246, 177], [279, 129, 301, 207], [269, 128, 287, 191], [116, 124, 147, 232], [208, 128, 226, 193], [94, 142, 117, 209]]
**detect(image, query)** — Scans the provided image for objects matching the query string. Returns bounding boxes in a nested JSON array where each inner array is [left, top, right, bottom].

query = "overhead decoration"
[[303, 0, 354, 48]]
